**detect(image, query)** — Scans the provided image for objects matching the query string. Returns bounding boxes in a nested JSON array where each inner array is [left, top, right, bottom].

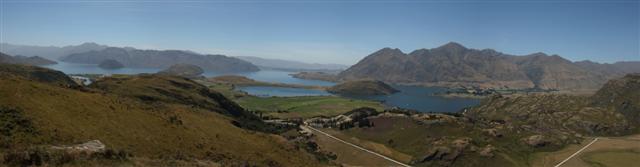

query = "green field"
[[205, 82, 384, 118], [581, 149, 640, 167]]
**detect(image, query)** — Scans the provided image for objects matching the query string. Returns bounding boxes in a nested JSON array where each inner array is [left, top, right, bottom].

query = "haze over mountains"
[[1, 42, 348, 73], [338, 42, 640, 90], [0, 52, 57, 66], [61, 47, 259, 73], [0, 42, 108, 60], [236, 56, 348, 71], [3, 41, 639, 90]]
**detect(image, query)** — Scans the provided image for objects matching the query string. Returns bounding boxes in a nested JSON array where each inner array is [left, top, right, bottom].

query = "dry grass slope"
[[0, 64, 321, 166]]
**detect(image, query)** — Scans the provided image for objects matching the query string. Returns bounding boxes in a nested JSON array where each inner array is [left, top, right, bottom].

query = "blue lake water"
[[43, 62, 335, 86], [44, 62, 480, 112], [338, 85, 481, 112], [236, 85, 481, 112]]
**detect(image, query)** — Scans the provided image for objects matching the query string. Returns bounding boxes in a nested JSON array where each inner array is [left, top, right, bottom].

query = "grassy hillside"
[[0, 63, 77, 87], [205, 82, 384, 119], [313, 74, 640, 167], [336, 113, 532, 167], [208, 75, 326, 90], [0, 64, 321, 166], [237, 96, 384, 119]]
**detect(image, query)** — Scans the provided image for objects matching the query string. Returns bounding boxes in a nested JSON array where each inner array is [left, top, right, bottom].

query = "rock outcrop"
[[51, 140, 106, 153]]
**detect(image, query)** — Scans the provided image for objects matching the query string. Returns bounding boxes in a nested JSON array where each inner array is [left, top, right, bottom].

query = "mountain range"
[[338, 42, 640, 90], [60, 47, 260, 73], [236, 56, 348, 71], [0, 52, 57, 66], [2, 42, 346, 73], [0, 42, 108, 60]]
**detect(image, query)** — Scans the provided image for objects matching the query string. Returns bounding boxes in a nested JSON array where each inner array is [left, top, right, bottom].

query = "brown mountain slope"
[[509, 53, 607, 90], [339, 42, 640, 90], [466, 73, 640, 136], [0, 62, 77, 87], [0, 64, 320, 166], [591, 73, 640, 124]]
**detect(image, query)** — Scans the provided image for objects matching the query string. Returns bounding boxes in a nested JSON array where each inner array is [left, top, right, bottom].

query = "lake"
[[236, 85, 481, 113], [338, 85, 481, 112], [43, 62, 336, 86], [44, 62, 480, 112]]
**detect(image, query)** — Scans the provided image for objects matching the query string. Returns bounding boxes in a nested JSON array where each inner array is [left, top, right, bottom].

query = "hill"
[[97, 59, 125, 69], [291, 71, 339, 82], [209, 75, 258, 84], [208, 75, 325, 90], [0, 52, 57, 66], [327, 80, 399, 95], [0, 62, 77, 87], [156, 64, 204, 79], [310, 74, 640, 166], [0, 42, 107, 60], [0, 64, 321, 166], [236, 56, 348, 71], [591, 73, 640, 125], [61, 47, 259, 73], [338, 42, 640, 90]]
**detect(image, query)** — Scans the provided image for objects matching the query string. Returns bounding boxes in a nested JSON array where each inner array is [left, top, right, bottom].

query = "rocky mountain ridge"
[[338, 42, 640, 90]]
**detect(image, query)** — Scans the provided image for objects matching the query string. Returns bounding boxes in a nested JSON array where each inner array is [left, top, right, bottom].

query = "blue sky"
[[1, 0, 638, 65]]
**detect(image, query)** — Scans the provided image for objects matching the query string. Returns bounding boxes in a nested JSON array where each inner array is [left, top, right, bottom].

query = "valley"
[[2, 1, 638, 166], [1, 48, 639, 166]]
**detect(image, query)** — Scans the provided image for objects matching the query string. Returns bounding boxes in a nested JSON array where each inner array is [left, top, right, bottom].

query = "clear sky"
[[1, 0, 638, 65]]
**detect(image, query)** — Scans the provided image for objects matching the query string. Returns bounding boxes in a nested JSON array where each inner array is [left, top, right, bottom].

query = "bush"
[[0, 107, 39, 149], [2, 147, 130, 166]]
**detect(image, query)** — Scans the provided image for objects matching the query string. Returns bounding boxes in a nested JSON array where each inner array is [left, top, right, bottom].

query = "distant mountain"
[[236, 56, 348, 71], [0, 42, 108, 60], [338, 42, 640, 90], [97, 59, 125, 69], [157, 63, 205, 79], [0, 52, 57, 66], [61, 47, 259, 73]]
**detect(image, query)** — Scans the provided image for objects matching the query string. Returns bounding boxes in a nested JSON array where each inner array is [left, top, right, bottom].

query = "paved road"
[[554, 137, 599, 167], [304, 125, 412, 167]]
